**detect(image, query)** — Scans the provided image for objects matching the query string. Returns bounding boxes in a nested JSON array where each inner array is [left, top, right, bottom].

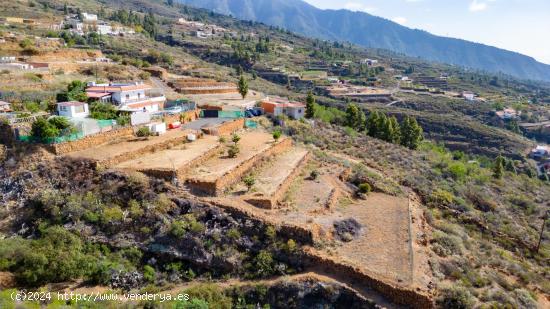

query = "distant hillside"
[[177, 0, 550, 82]]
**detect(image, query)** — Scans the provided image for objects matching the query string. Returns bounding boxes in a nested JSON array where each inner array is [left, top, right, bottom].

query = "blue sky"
[[303, 0, 550, 64]]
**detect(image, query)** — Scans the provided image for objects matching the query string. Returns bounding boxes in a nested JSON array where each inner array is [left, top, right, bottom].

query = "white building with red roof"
[[86, 82, 166, 112]]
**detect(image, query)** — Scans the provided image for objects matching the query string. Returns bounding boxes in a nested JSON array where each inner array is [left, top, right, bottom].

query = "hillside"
[[177, 0, 550, 82], [0, 0, 549, 308]]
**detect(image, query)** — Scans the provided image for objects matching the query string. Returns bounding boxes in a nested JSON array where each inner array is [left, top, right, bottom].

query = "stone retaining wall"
[[188, 138, 292, 196], [99, 132, 202, 168], [324, 188, 341, 210], [202, 118, 245, 136], [246, 152, 310, 209], [52, 127, 134, 155], [137, 143, 224, 180], [207, 199, 315, 245], [303, 248, 434, 309], [163, 110, 200, 125]]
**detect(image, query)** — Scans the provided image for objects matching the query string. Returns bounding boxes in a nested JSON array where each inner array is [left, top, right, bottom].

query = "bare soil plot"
[[187, 131, 276, 182], [334, 193, 412, 285], [66, 129, 189, 165], [115, 135, 220, 176], [252, 148, 308, 195]]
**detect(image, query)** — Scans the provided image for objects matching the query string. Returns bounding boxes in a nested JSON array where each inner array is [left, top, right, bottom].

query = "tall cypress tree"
[[305, 91, 315, 119], [493, 154, 505, 179], [238, 75, 248, 99]]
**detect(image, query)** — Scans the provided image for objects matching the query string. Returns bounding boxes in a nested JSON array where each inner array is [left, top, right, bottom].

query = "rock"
[[333, 218, 362, 242]]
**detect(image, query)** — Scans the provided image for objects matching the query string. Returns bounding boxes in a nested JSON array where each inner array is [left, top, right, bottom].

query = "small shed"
[[57, 101, 89, 118]]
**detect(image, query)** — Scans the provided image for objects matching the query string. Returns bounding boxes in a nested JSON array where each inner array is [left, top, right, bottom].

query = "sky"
[[302, 0, 550, 64]]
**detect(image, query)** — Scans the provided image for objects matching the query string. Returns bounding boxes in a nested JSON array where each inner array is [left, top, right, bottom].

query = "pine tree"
[[366, 111, 381, 138], [493, 155, 505, 179], [388, 116, 401, 144], [345, 103, 365, 131], [400, 117, 423, 150], [305, 91, 315, 119], [238, 75, 248, 99]]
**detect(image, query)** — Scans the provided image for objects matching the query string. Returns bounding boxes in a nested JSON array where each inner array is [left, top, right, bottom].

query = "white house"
[[462, 91, 475, 101], [260, 96, 306, 120], [0, 101, 11, 112], [57, 101, 89, 118], [0, 56, 16, 63], [82, 13, 98, 22], [86, 82, 166, 112]]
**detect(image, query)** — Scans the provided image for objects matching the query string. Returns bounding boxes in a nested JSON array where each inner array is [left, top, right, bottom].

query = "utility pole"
[[535, 210, 549, 254]]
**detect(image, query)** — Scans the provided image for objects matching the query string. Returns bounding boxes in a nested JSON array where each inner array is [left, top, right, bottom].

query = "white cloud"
[[469, 0, 496, 12], [344, 2, 377, 13], [392, 16, 408, 25]]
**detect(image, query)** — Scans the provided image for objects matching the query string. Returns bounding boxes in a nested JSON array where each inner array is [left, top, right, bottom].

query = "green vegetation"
[[90, 102, 118, 120], [56, 80, 87, 102], [136, 126, 152, 137], [243, 175, 255, 192], [238, 75, 249, 99], [305, 91, 315, 119], [30, 117, 75, 142]]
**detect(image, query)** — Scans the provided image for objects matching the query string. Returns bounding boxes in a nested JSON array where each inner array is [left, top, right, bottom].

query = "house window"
[[138, 92, 141, 99], [74, 105, 85, 113], [60, 106, 68, 112]]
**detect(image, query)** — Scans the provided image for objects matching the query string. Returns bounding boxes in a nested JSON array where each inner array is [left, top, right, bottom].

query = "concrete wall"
[[246, 152, 310, 209], [51, 127, 134, 155], [188, 138, 292, 196]]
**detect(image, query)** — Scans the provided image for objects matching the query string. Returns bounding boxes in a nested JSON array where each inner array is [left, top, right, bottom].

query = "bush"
[[31, 118, 60, 140], [232, 134, 241, 144], [433, 231, 463, 257], [310, 170, 320, 180], [272, 129, 282, 141], [358, 183, 372, 194], [143, 265, 155, 283], [136, 127, 151, 137], [227, 144, 240, 158], [243, 175, 255, 191], [437, 286, 475, 309], [90, 102, 118, 120]]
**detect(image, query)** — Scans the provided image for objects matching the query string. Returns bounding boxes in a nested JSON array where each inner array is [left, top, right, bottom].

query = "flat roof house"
[[57, 101, 89, 118], [0, 101, 12, 112], [261, 96, 306, 120], [86, 82, 166, 112]]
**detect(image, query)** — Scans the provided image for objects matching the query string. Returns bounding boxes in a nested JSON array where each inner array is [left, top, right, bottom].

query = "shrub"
[[310, 170, 320, 180], [90, 102, 118, 120], [437, 286, 475, 309], [433, 231, 463, 257], [243, 175, 255, 191], [143, 265, 155, 283], [252, 250, 275, 277], [358, 183, 372, 194], [136, 127, 151, 137], [272, 129, 282, 141], [227, 228, 241, 240], [170, 220, 187, 238], [428, 189, 455, 208], [227, 144, 240, 158], [31, 118, 60, 141], [232, 134, 241, 144]]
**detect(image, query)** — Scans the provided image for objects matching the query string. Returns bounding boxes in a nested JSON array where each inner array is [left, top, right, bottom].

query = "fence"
[[200, 110, 244, 119], [18, 132, 84, 144], [245, 120, 258, 128]]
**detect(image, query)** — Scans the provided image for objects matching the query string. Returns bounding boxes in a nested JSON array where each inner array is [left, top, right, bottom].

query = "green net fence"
[[18, 132, 84, 144], [245, 120, 258, 128]]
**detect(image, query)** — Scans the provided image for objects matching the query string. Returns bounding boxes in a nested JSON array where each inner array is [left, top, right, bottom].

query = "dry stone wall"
[[303, 248, 434, 309], [52, 127, 134, 155], [202, 118, 245, 136], [246, 152, 310, 209], [188, 138, 292, 196]]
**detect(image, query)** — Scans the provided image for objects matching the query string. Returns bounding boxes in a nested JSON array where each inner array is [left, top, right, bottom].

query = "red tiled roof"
[[86, 92, 111, 98]]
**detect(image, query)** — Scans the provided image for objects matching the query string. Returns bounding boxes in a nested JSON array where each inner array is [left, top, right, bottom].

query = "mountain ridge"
[[177, 0, 550, 82]]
